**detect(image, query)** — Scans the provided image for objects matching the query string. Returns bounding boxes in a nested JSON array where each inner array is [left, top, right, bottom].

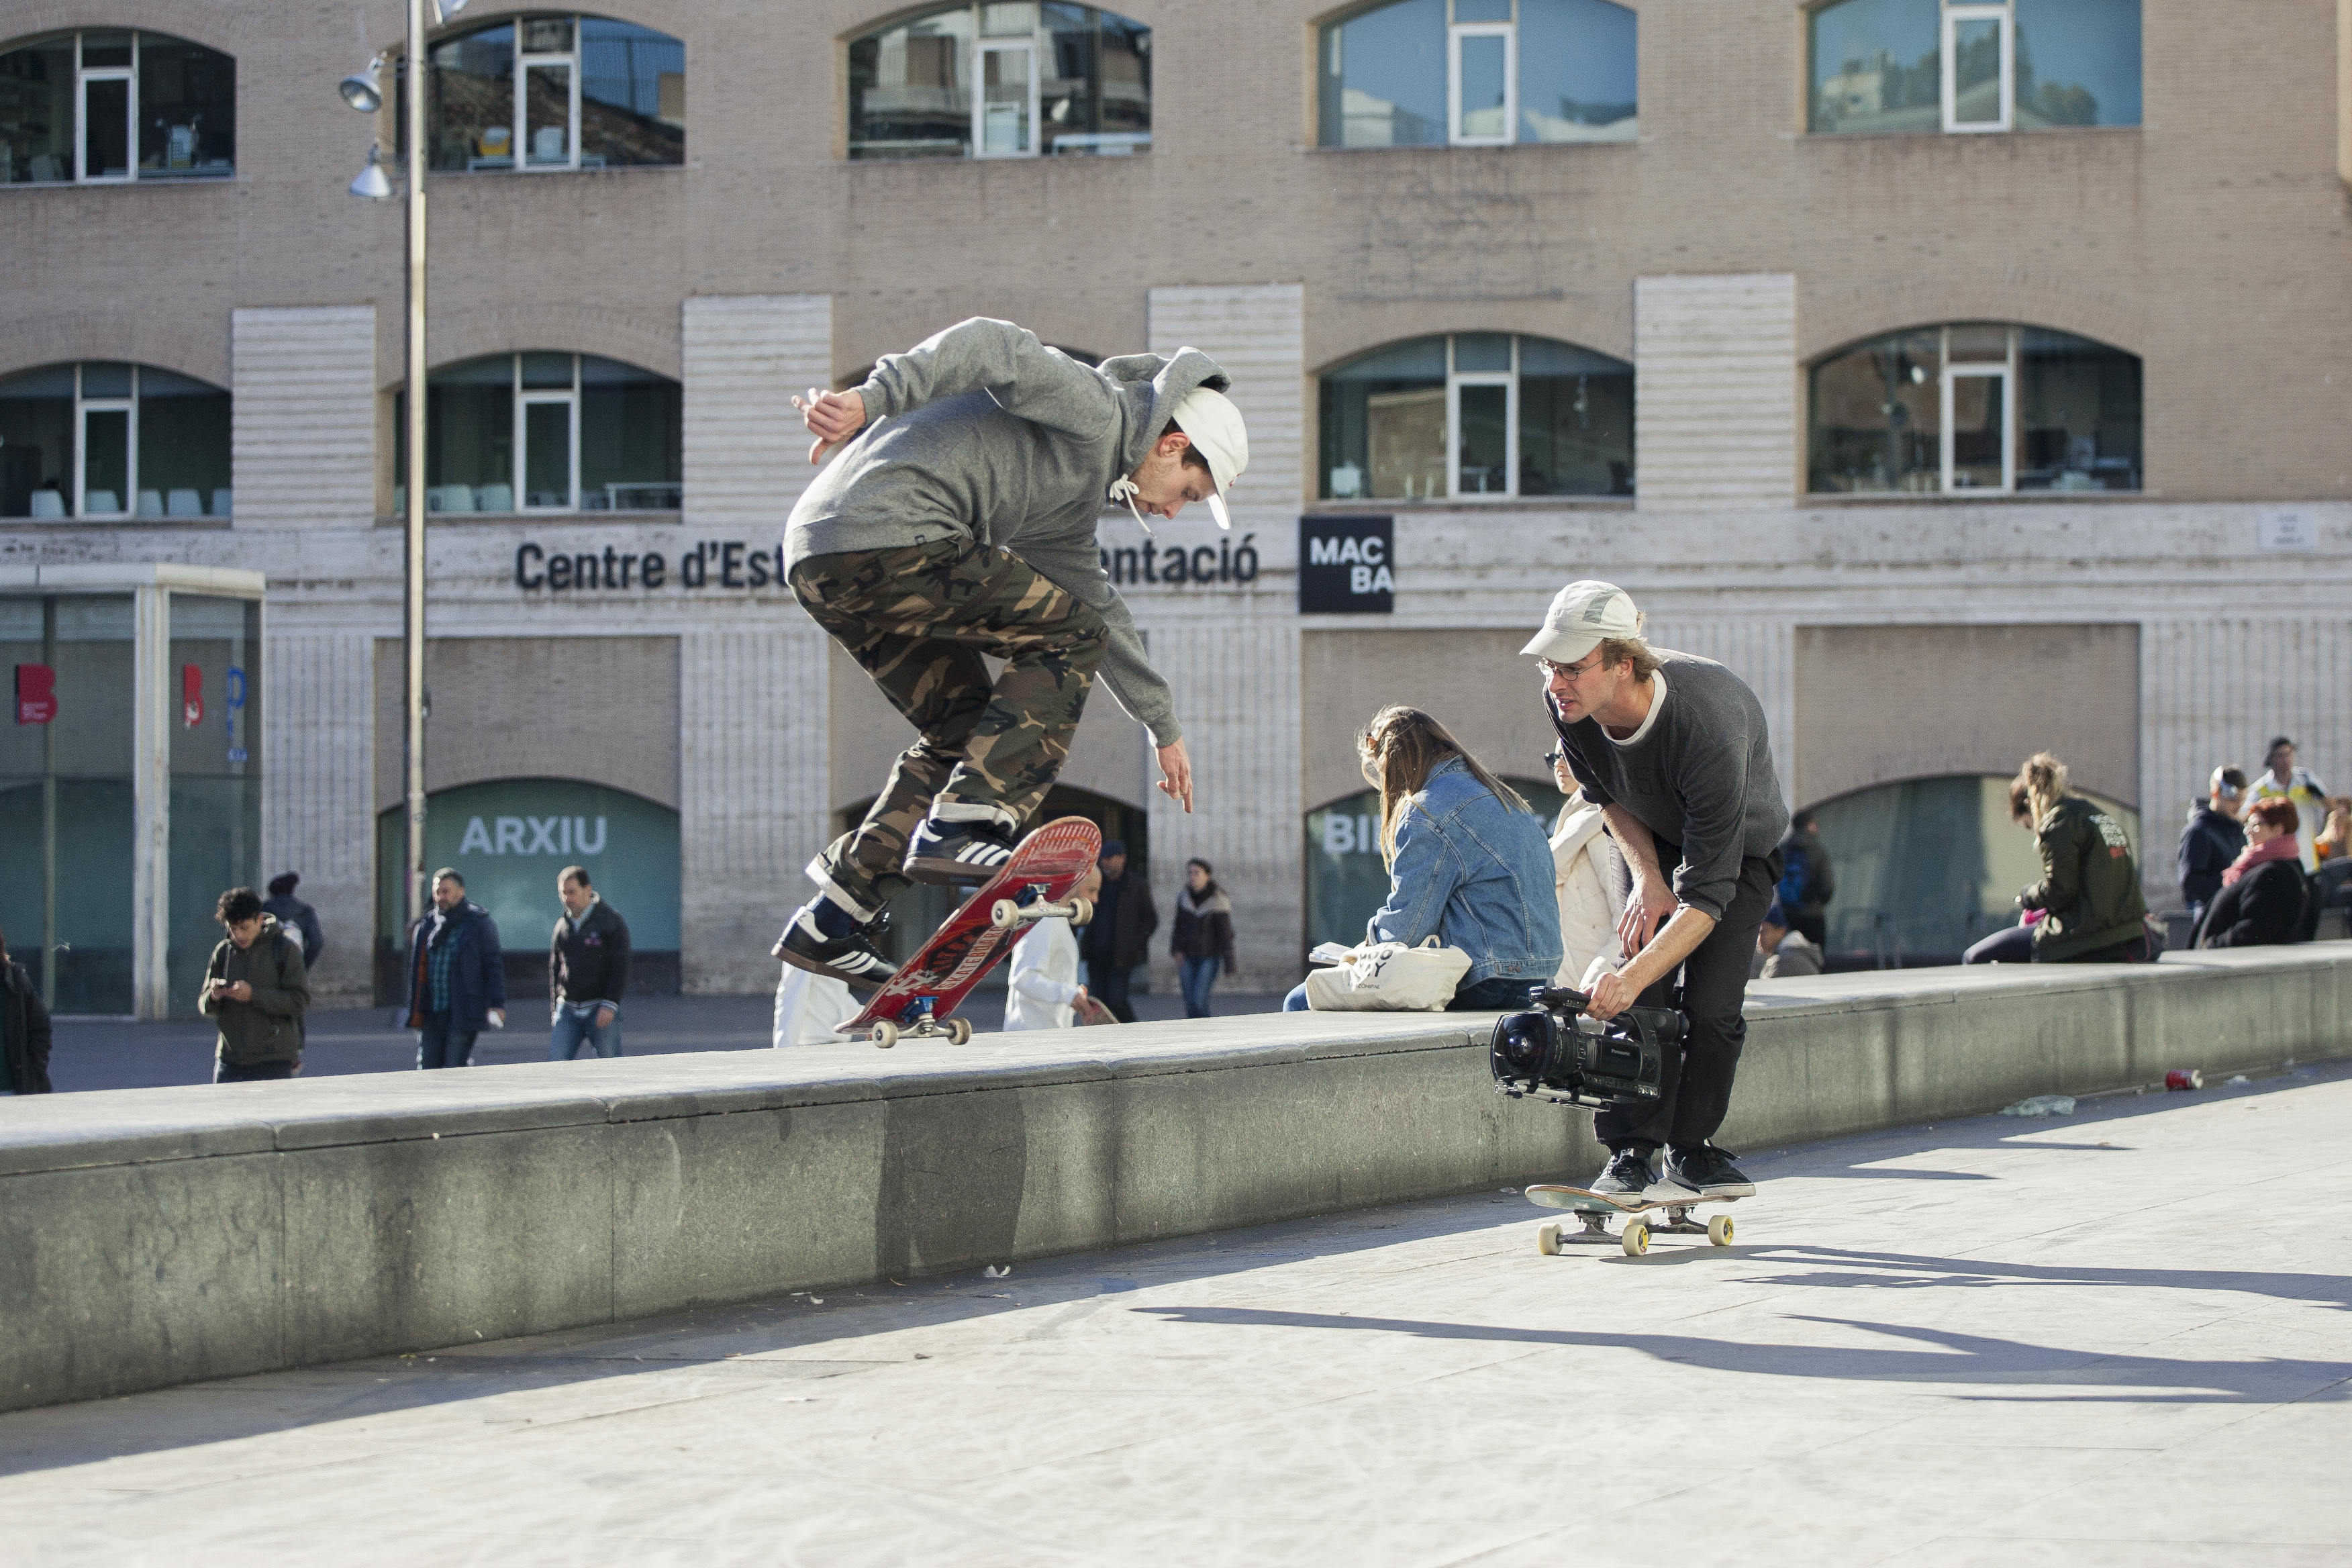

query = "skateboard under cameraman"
[[839, 816, 1101, 1048]]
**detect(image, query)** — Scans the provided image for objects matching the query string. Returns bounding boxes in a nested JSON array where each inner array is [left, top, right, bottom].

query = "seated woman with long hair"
[[1285, 706, 1562, 1012], [1963, 752, 2150, 964]]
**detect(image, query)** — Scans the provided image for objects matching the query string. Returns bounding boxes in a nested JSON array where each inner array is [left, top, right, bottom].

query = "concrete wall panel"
[[1634, 274, 1798, 510], [262, 629, 375, 1000], [231, 307, 377, 532]]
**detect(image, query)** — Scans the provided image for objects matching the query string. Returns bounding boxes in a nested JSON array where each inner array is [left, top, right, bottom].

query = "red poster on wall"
[[15, 664, 55, 725], [182, 663, 204, 728]]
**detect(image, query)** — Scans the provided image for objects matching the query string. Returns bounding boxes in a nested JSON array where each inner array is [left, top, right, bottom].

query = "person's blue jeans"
[[549, 1004, 624, 1060], [417, 1012, 479, 1069], [1179, 955, 1219, 1018]]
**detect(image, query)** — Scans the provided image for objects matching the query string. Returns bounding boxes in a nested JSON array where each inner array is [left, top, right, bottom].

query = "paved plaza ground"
[[5, 1061, 2349, 1565]]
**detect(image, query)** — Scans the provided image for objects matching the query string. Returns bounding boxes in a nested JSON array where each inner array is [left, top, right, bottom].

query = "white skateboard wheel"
[[1708, 1214, 1734, 1247], [948, 1018, 974, 1045], [1067, 896, 1093, 927], [1621, 1222, 1649, 1257], [1536, 1222, 1561, 1256], [869, 1020, 899, 1049], [990, 899, 1020, 930]]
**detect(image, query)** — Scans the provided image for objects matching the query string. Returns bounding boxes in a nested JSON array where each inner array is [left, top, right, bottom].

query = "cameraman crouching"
[[1527, 581, 1788, 1201]]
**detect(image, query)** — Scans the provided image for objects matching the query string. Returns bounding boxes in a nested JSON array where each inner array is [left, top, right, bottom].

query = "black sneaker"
[[903, 818, 1020, 885], [1587, 1146, 1655, 1199], [1654, 1143, 1755, 1199], [773, 899, 896, 990]]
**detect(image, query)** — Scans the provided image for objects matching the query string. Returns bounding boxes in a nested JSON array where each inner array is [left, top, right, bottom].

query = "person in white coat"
[[774, 963, 856, 1048], [1547, 748, 1626, 991], [1005, 867, 1102, 1030]]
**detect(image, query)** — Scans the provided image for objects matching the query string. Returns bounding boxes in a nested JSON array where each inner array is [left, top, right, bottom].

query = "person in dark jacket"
[[2176, 766, 2248, 933], [198, 887, 312, 1082], [2196, 798, 2309, 948], [260, 871, 326, 969], [403, 868, 506, 1069], [1965, 754, 2149, 964], [1, 926, 54, 1095], [1080, 838, 1158, 1023], [1774, 811, 1835, 948], [1169, 857, 1237, 1018], [549, 865, 631, 1060]]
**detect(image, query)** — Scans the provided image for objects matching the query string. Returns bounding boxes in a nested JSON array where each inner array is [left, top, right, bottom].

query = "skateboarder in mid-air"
[[773, 318, 1248, 987]]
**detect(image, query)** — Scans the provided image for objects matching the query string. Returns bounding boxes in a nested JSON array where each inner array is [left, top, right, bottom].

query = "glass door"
[[977, 40, 1036, 156], [1448, 22, 1513, 145], [1943, 4, 2012, 132], [517, 351, 578, 509], [1941, 364, 2012, 491], [77, 32, 136, 182], [76, 364, 135, 518]]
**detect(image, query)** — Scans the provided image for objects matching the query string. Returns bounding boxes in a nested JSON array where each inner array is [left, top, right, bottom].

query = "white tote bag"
[[1302, 936, 1473, 1012]]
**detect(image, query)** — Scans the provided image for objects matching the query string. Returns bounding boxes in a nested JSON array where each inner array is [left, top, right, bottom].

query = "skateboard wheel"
[[1536, 1222, 1562, 1257], [1708, 1214, 1734, 1247], [948, 1018, 974, 1045], [990, 899, 1020, 930], [1067, 896, 1093, 927], [869, 1021, 899, 1049], [1621, 1222, 1649, 1257]]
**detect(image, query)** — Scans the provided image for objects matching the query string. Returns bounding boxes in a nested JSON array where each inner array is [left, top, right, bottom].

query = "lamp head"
[[338, 56, 384, 113], [349, 144, 394, 201], [432, 0, 472, 21]]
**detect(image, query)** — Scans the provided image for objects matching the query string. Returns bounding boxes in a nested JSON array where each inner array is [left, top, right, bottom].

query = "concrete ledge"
[[5, 946, 2349, 1412]]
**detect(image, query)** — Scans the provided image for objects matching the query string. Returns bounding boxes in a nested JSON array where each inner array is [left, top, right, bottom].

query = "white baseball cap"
[[1520, 580, 1643, 663], [1168, 385, 1247, 530]]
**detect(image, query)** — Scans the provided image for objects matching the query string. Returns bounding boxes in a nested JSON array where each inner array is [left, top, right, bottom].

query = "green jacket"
[[197, 915, 311, 1065], [2022, 795, 2149, 960]]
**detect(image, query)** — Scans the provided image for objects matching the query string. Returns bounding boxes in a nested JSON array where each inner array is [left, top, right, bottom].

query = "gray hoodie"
[[786, 318, 1230, 747]]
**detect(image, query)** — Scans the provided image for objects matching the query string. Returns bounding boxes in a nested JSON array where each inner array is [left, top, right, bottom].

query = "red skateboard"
[[840, 816, 1101, 1048]]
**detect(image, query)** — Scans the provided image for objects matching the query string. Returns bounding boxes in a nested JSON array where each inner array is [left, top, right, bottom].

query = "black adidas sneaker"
[[902, 817, 1020, 886], [772, 898, 896, 990]]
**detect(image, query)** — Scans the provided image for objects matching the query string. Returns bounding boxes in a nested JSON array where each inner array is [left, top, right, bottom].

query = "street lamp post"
[[346, 0, 466, 936]]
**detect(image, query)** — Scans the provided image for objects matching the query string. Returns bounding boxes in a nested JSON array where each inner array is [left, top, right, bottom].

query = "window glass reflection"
[[0, 362, 231, 519], [1516, 0, 1636, 142], [850, 3, 1149, 160], [1320, 0, 1446, 148], [422, 14, 685, 172], [398, 353, 681, 514], [138, 34, 236, 175], [1320, 334, 1632, 500], [1810, 0, 1941, 134], [0, 38, 75, 181], [2014, 0, 2138, 127], [579, 18, 685, 165]]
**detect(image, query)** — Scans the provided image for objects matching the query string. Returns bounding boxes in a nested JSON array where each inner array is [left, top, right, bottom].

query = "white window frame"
[[73, 32, 138, 185], [973, 36, 1040, 158], [1446, 19, 1516, 148], [1940, 3, 2013, 134], [74, 364, 138, 519], [514, 354, 583, 511], [1446, 336, 1520, 499], [1937, 327, 2017, 493]]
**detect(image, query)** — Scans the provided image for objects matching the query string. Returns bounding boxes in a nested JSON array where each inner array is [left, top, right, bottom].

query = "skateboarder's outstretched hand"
[[793, 388, 867, 466], [1157, 739, 1193, 813]]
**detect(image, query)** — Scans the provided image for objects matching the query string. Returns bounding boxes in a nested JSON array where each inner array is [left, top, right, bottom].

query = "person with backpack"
[[198, 886, 311, 1082], [1775, 810, 1834, 948]]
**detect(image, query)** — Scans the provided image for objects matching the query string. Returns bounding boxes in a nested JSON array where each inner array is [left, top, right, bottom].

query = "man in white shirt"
[[1005, 867, 1103, 1030]]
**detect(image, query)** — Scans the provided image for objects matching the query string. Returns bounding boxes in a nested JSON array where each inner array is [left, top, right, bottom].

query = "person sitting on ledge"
[[2194, 797, 2310, 948]]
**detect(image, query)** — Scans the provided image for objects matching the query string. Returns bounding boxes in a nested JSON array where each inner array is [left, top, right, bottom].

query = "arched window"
[[1317, 0, 1634, 149], [417, 13, 683, 172], [393, 353, 681, 514], [1319, 334, 1632, 501], [1808, 323, 2141, 495], [1807, 775, 2139, 963], [1808, 0, 2140, 136], [848, 3, 1150, 160], [0, 30, 234, 183], [0, 362, 232, 519]]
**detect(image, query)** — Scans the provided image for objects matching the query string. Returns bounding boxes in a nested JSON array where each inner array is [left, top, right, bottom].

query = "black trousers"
[[1087, 959, 1138, 1024], [1594, 844, 1780, 1153]]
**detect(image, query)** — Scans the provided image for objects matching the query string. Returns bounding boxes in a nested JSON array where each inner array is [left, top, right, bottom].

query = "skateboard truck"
[[988, 884, 1093, 934], [865, 995, 974, 1050]]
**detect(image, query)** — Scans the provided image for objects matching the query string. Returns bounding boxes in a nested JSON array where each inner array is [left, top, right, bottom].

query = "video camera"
[[1488, 986, 1679, 1109]]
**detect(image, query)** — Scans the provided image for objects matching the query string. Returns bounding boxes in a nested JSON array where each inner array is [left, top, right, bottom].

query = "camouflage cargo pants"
[[789, 536, 1106, 916]]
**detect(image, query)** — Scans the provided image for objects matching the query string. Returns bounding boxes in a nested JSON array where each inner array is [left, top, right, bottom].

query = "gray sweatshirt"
[[787, 318, 1232, 747], [1549, 648, 1790, 922]]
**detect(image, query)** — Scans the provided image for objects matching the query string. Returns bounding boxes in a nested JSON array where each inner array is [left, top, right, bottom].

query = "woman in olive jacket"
[[2017, 752, 2149, 961]]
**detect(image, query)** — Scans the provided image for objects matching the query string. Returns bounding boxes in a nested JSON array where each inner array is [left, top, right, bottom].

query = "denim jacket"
[[1366, 756, 1564, 986]]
